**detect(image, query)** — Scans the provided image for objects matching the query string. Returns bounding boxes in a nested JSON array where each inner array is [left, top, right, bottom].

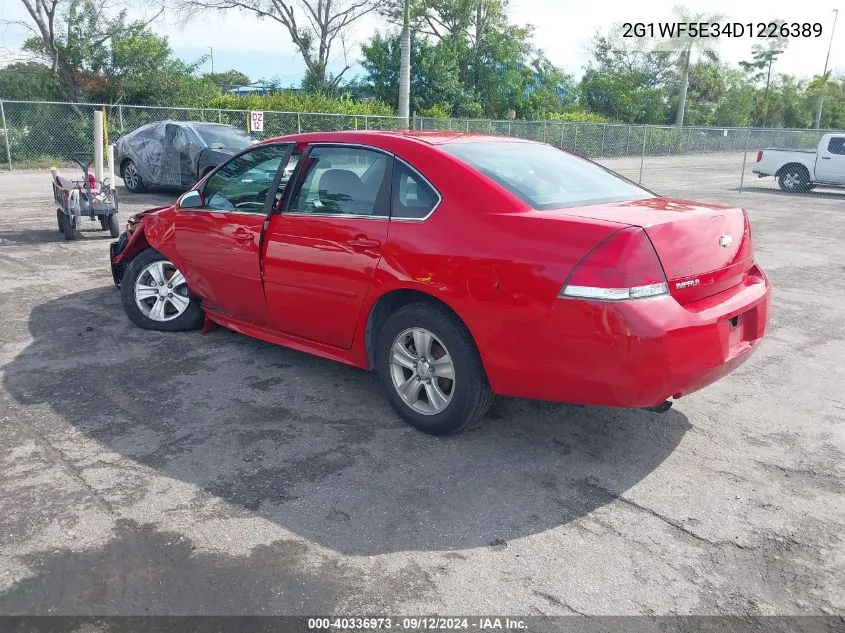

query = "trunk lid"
[[558, 197, 754, 303]]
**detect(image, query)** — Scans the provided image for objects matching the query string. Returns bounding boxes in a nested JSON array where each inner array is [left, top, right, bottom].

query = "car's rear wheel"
[[376, 302, 493, 435], [120, 248, 203, 332], [123, 160, 146, 193], [778, 166, 811, 192], [56, 209, 63, 232], [106, 214, 120, 237]]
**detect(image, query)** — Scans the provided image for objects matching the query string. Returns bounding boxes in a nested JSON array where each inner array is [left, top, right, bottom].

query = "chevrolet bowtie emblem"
[[719, 235, 733, 248]]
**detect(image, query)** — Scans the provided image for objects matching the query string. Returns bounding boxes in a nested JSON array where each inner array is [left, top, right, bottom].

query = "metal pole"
[[0, 100, 11, 171], [573, 126, 578, 152], [297, 112, 302, 133], [507, 120, 511, 136], [639, 126, 648, 184], [625, 125, 631, 155], [365, 115, 369, 131], [466, 119, 470, 132], [543, 121, 548, 144], [560, 122, 566, 148], [739, 126, 752, 193], [218, 109, 223, 124]]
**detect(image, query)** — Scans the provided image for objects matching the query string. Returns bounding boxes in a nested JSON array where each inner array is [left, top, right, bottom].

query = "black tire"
[[122, 160, 146, 193], [376, 302, 493, 436], [57, 209, 63, 232], [107, 214, 120, 238], [61, 213, 77, 241], [99, 215, 109, 230], [778, 165, 811, 193], [120, 248, 204, 332]]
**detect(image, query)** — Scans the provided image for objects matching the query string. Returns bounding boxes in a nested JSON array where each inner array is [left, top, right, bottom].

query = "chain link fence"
[[1, 100, 841, 195]]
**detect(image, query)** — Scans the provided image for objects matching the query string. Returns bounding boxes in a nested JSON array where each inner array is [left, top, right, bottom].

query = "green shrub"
[[205, 91, 394, 116]]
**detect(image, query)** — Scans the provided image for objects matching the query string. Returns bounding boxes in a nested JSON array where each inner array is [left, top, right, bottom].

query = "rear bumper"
[[481, 265, 771, 407]]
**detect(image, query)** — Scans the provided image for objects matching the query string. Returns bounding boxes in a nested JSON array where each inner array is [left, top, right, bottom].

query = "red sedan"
[[110, 131, 771, 435]]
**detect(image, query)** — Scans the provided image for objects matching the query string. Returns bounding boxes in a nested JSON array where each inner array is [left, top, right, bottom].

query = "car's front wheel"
[[120, 248, 203, 331], [376, 302, 493, 435]]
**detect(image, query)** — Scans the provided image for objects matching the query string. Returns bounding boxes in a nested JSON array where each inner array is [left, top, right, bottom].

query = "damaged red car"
[[110, 131, 771, 435]]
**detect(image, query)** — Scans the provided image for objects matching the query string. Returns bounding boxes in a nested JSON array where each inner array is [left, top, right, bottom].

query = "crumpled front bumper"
[[109, 232, 130, 288]]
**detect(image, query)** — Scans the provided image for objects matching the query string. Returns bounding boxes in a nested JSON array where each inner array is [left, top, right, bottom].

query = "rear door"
[[175, 142, 294, 325], [815, 136, 845, 184], [262, 144, 392, 348]]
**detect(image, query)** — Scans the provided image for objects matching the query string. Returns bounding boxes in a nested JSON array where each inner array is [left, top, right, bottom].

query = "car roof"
[[261, 130, 538, 147]]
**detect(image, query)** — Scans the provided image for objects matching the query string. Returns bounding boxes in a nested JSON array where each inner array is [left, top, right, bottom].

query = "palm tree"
[[664, 5, 725, 126]]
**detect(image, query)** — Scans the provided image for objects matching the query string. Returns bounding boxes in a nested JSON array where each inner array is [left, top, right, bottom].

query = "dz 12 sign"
[[250, 111, 264, 132]]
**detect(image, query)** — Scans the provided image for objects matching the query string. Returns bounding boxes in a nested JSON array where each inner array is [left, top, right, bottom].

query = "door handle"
[[821, 156, 832, 160], [347, 237, 381, 249], [234, 228, 255, 244]]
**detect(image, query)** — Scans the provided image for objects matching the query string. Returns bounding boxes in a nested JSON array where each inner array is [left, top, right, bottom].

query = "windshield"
[[440, 141, 652, 209], [193, 125, 254, 150]]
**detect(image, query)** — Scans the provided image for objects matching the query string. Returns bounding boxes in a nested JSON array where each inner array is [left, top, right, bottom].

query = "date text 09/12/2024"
[[622, 22, 823, 39]]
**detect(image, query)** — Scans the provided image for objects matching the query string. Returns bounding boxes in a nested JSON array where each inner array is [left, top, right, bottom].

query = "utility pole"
[[815, 9, 838, 129], [208, 47, 215, 76], [398, 0, 411, 129]]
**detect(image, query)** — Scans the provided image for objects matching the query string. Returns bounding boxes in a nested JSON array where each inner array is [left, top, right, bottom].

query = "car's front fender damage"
[[109, 205, 178, 288]]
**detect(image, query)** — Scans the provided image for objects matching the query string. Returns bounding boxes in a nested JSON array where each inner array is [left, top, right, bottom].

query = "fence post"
[[218, 109, 223, 124], [639, 126, 648, 184], [573, 126, 578, 152], [507, 120, 511, 136], [118, 104, 124, 133], [560, 122, 566, 148], [297, 112, 302, 133], [0, 100, 11, 171], [739, 127, 752, 193], [625, 125, 631, 155], [465, 119, 470, 132]]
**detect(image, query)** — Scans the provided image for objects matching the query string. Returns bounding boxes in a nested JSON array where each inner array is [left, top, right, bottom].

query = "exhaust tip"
[[643, 401, 673, 414]]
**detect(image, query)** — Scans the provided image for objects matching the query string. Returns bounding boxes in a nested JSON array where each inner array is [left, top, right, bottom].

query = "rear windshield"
[[440, 141, 652, 209], [193, 124, 254, 150]]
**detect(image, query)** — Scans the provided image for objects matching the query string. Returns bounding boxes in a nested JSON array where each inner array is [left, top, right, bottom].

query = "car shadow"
[[739, 185, 845, 199], [3, 287, 691, 556]]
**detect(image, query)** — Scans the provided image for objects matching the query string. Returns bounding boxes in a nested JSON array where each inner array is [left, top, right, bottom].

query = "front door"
[[175, 142, 294, 325], [815, 136, 845, 184], [262, 144, 393, 349]]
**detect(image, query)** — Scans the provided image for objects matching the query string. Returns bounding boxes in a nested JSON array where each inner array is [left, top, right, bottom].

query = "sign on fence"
[[249, 111, 264, 132]]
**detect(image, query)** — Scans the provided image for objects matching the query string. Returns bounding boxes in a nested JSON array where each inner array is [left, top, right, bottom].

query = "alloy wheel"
[[389, 327, 455, 415], [134, 260, 190, 322]]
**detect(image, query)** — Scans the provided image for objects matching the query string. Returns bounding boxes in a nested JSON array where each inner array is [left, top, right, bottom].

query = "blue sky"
[[1, 0, 842, 84]]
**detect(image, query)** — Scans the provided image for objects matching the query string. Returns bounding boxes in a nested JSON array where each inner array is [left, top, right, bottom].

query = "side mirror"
[[178, 190, 203, 209]]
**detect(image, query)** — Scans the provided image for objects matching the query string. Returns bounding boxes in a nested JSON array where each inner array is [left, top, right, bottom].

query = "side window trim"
[[390, 157, 443, 222], [282, 143, 394, 219]]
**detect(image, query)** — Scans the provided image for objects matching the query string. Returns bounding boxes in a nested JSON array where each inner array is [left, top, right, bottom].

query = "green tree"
[[660, 5, 725, 126], [14, 0, 163, 103], [739, 21, 789, 126], [0, 62, 62, 100]]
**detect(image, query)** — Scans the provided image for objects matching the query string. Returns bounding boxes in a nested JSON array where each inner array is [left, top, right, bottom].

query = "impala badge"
[[719, 235, 733, 248]]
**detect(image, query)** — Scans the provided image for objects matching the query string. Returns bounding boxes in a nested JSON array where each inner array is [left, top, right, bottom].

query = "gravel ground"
[[0, 153, 843, 618]]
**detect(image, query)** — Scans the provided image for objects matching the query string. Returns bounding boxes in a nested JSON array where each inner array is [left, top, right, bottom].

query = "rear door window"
[[391, 161, 440, 219]]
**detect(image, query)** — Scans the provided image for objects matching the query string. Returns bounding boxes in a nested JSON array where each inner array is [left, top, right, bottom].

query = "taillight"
[[559, 227, 668, 301], [756, 150, 763, 162]]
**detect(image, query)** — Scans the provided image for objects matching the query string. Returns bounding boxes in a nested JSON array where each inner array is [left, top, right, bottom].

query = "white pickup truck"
[[753, 133, 845, 192]]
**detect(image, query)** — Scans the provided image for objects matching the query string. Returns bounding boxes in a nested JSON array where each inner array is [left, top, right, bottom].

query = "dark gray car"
[[116, 121, 254, 193]]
